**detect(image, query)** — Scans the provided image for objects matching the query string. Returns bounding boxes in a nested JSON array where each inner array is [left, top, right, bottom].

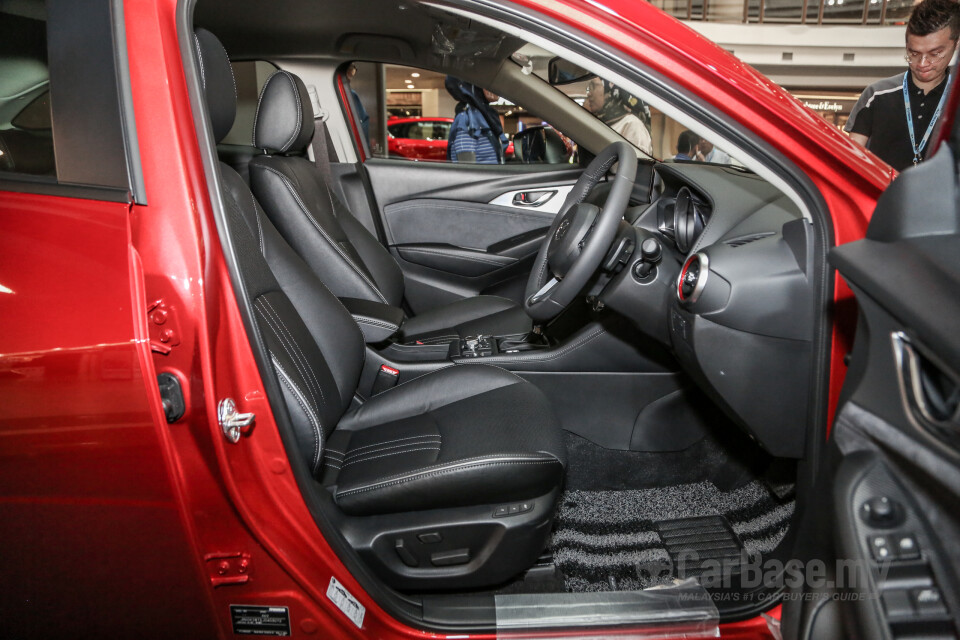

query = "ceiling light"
[[410, 73, 420, 78]]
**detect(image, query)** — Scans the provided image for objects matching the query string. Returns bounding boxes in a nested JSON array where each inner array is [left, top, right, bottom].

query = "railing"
[[649, 0, 915, 24]]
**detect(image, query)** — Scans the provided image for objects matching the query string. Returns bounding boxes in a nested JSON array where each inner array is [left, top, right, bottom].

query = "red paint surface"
[[0, 0, 891, 638]]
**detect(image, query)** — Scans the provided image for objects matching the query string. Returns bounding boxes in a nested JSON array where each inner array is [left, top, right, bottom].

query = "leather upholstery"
[[330, 366, 564, 515], [248, 69, 533, 340], [250, 152, 405, 305], [194, 29, 236, 143], [253, 71, 315, 153], [340, 297, 404, 344], [194, 31, 565, 532], [400, 296, 531, 343]]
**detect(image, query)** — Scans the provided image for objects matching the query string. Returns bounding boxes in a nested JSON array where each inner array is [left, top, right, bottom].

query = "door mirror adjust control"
[[860, 496, 905, 528]]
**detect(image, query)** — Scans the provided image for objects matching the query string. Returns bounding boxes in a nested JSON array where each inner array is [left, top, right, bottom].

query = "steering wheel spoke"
[[523, 142, 637, 322]]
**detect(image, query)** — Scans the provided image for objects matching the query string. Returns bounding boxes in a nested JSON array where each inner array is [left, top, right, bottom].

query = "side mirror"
[[548, 57, 594, 86], [512, 126, 571, 164]]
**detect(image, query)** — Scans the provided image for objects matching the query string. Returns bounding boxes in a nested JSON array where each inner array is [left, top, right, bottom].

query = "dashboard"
[[599, 162, 815, 459]]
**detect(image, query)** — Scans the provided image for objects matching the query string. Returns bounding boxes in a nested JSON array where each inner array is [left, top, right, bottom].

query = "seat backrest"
[[249, 71, 404, 307], [193, 29, 364, 476]]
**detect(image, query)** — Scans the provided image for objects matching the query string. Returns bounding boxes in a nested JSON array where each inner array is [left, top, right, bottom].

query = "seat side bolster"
[[335, 455, 565, 516]]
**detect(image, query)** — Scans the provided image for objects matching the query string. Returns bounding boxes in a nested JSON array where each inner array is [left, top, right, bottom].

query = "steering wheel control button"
[[860, 496, 905, 529], [895, 534, 921, 560], [911, 587, 947, 616]]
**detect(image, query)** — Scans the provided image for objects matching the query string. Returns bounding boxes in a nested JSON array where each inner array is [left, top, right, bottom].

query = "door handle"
[[512, 190, 556, 207]]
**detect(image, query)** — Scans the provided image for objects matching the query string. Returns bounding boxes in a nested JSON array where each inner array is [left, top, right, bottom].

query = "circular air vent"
[[677, 252, 709, 303]]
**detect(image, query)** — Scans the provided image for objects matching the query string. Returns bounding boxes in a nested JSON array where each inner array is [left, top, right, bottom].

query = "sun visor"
[[432, 23, 505, 59]]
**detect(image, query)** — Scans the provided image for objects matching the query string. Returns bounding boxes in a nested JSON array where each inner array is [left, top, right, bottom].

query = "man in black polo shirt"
[[845, 0, 960, 171]]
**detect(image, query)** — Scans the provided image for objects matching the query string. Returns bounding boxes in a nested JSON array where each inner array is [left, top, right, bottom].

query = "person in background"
[[697, 136, 731, 164], [445, 77, 506, 164], [345, 64, 370, 147], [583, 77, 653, 155], [844, 0, 960, 171], [675, 130, 699, 161]]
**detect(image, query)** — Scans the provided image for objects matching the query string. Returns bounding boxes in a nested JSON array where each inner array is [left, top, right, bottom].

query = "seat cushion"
[[399, 295, 533, 343], [325, 365, 565, 516]]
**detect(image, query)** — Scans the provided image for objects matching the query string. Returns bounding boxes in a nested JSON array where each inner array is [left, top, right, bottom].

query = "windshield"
[[513, 48, 741, 166]]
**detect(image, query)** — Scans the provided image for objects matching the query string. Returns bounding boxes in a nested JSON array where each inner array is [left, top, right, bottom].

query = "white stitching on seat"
[[255, 299, 326, 410], [344, 438, 441, 461], [341, 433, 440, 455], [272, 356, 323, 472], [257, 165, 389, 303], [250, 192, 264, 254], [193, 34, 206, 90], [280, 72, 302, 153], [252, 71, 279, 148], [336, 457, 561, 498], [341, 445, 441, 468], [261, 297, 328, 407]]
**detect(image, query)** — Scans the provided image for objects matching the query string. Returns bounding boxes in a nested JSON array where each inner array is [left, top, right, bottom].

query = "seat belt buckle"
[[372, 364, 400, 395]]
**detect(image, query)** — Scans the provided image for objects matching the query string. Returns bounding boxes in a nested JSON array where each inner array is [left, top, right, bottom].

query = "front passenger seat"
[[193, 29, 565, 590], [248, 70, 534, 344]]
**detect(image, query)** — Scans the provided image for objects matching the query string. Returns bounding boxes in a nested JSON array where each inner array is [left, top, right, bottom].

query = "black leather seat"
[[247, 70, 533, 344], [194, 29, 565, 589]]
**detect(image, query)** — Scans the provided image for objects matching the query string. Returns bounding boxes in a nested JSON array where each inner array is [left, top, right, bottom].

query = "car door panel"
[[783, 144, 960, 639], [364, 159, 585, 310]]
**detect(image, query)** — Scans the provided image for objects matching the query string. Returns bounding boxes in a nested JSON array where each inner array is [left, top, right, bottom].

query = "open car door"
[[782, 73, 960, 639]]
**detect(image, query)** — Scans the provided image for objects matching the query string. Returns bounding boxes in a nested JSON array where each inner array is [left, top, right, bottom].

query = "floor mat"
[[552, 480, 795, 592]]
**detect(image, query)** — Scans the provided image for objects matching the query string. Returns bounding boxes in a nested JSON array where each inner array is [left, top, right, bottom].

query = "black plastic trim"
[[110, 0, 148, 205], [0, 178, 130, 203], [47, 0, 131, 191]]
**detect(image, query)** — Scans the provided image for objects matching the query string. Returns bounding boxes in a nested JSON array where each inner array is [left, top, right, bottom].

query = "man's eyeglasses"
[[904, 48, 952, 65]]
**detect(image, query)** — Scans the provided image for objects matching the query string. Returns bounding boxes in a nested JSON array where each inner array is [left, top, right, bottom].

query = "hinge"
[[204, 552, 253, 587], [147, 298, 182, 354]]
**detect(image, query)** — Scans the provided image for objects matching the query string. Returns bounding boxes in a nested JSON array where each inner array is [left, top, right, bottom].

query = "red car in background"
[[2, 0, 960, 638], [387, 117, 453, 161], [387, 116, 515, 161]]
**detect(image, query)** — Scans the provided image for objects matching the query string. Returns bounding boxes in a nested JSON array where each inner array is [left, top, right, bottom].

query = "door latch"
[[219, 398, 255, 443]]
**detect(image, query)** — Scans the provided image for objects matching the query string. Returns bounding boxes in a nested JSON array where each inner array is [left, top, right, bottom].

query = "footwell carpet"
[[552, 481, 795, 592]]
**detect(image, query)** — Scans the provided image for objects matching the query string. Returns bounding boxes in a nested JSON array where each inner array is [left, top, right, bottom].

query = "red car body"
[[0, 0, 904, 638], [387, 117, 454, 161]]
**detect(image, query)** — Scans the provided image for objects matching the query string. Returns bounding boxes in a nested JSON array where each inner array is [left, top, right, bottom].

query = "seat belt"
[[306, 84, 337, 189]]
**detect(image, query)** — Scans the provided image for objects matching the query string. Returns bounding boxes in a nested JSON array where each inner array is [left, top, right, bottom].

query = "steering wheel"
[[523, 141, 637, 322]]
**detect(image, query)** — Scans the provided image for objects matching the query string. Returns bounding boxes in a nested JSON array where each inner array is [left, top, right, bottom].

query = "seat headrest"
[[253, 71, 315, 154], [193, 29, 236, 143]]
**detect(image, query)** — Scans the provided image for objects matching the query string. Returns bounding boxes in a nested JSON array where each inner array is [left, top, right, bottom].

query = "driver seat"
[[248, 70, 532, 343], [194, 29, 565, 590]]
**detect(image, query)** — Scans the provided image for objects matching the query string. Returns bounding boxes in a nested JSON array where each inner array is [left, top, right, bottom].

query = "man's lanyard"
[[903, 71, 949, 166]]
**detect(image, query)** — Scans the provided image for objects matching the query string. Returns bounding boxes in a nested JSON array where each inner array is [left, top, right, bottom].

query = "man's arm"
[[848, 132, 869, 147]]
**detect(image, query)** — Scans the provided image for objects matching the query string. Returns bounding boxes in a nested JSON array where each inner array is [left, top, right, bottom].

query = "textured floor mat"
[[552, 481, 794, 592]]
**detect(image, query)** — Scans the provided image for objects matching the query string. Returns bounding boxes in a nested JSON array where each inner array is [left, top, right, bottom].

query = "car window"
[[351, 62, 573, 165], [0, 8, 55, 177]]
